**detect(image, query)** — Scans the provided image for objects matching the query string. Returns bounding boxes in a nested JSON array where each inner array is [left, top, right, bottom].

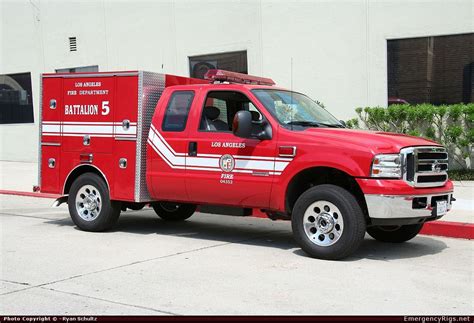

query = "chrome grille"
[[401, 146, 448, 187]]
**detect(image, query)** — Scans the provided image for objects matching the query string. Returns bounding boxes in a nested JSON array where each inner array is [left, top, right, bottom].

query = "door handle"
[[188, 142, 197, 157]]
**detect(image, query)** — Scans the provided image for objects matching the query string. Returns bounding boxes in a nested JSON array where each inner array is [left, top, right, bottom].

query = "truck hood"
[[302, 128, 441, 154]]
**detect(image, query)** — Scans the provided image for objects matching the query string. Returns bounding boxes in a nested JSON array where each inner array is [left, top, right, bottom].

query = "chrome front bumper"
[[365, 192, 453, 219]]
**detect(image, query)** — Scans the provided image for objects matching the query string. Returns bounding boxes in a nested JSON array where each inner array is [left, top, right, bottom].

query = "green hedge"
[[346, 103, 473, 170], [448, 169, 474, 181]]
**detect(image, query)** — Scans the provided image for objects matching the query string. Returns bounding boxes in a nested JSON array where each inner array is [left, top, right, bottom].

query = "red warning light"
[[204, 69, 275, 86]]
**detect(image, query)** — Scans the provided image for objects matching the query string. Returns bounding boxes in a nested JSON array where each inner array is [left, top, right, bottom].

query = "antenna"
[[290, 57, 294, 130]]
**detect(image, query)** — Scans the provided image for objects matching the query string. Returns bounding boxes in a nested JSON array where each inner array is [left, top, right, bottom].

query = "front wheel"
[[151, 202, 196, 222], [291, 184, 366, 260], [367, 224, 423, 243]]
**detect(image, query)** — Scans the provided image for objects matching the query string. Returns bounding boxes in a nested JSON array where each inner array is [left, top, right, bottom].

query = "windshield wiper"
[[318, 123, 345, 128], [285, 121, 321, 127], [286, 121, 345, 128]]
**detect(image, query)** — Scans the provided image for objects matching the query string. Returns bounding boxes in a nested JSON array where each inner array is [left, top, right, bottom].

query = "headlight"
[[371, 154, 402, 178]]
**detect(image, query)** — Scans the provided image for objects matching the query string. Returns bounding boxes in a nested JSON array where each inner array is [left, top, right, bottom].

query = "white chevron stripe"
[[150, 124, 186, 156], [148, 125, 292, 176]]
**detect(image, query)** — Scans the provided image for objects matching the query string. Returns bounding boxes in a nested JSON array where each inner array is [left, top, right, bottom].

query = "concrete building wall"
[[1, 0, 473, 161]]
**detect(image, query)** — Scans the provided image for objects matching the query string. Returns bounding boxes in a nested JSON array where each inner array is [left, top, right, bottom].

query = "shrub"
[[346, 103, 473, 170]]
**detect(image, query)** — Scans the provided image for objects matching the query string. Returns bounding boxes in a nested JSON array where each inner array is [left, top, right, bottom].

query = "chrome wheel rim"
[[303, 200, 344, 247], [75, 185, 102, 221]]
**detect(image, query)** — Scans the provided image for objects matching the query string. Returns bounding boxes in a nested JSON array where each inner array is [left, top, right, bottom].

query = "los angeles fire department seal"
[[219, 154, 235, 172]]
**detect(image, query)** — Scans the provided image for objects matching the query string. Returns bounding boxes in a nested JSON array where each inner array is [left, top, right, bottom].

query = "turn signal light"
[[278, 146, 296, 157], [371, 154, 402, 178]]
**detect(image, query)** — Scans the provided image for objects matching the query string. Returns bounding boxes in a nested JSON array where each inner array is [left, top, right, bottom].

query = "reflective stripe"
[[41, 121, 137, 137], [42, 124, 61, 133], [147, 125, 292, 175]]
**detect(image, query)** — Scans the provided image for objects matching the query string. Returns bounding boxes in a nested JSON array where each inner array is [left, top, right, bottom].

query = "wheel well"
[[285, 167, 368, 219], [63, 165, 109, 195]]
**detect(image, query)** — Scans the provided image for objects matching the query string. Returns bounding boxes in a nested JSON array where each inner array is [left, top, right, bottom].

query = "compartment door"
[[40, 77, 62, 194], [61, 77, 115, 154], [113, 76, 138, 201]]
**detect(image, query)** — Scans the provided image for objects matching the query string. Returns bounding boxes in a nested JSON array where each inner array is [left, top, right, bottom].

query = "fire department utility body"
[[38, 70, 454, 260]]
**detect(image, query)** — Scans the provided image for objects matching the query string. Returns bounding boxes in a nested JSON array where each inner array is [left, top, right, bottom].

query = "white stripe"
[[62, 124, 114, 134], [187, 156, 219, 168], [114, 125, 137, 135], [275, 161, 290, 171], [113, 122, 137, 125], [148, 126, 292, 176], [61, 121, 137, 125], [62, 133, 114, 137], [148, 139, 185, 170], [42, 124, 61, 133], [149, 125, 292, 164], [151, 124, 186, 156], [235, 159, 276, 171], [149, 130, 186, 166], [197, 153, 289, 162]]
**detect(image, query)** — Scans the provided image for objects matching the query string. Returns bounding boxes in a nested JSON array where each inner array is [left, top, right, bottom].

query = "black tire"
[[367, 224, 423, 243], [67, 173, 121, 232], [291, 184, 366, 260], [151, 202, 196, 222]]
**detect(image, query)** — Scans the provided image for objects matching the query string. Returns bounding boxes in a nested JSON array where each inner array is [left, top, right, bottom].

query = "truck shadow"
[[47, 210, 448, 261], [293, 237, 448, 261]]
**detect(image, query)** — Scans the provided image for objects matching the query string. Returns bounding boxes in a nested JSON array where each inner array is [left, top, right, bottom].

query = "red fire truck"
[[37, 69, 454, 259]]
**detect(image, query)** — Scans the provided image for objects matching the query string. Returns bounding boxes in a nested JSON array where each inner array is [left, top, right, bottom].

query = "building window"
[[189, 51, 247, 79], [387, 33, 474, 105], [0, 72, 34, 124], [55, 65, 99, 73], [162, 91, 195, 132]]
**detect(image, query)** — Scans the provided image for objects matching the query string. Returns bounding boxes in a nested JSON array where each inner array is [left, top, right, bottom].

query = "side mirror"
[[339, 120, 347, 128], [232, 110, 253, 138], [255, 123, 272, 140]]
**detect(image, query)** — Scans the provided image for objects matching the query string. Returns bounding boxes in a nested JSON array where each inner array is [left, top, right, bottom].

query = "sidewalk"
[[0, 160, 472, 233]]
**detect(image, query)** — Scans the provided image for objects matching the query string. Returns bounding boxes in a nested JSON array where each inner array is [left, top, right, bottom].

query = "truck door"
[[147, 89, 195, 201], [185, 90, 279, 208]]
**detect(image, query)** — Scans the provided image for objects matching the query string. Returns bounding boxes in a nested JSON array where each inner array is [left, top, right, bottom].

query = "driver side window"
[[199, 91, 266, 137]]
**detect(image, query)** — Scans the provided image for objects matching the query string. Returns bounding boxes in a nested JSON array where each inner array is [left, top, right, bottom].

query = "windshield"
[[252, 89, 342, 128]]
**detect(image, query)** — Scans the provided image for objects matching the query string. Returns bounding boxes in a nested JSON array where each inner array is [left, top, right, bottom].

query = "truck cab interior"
[[199, 90, 265, 136]]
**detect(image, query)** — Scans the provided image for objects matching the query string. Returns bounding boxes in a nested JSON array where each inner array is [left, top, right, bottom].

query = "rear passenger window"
[[162, 91, 194, 132]]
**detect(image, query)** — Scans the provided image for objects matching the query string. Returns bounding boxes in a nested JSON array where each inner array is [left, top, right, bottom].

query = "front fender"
[[270, 145, 372, 212]]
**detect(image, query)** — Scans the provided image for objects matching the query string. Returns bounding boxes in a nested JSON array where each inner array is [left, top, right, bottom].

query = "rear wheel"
[[151, 202, 196, 222], [67, 173, 121, 231], [367, 224, 423, 243], [291, 184, 366, 260]]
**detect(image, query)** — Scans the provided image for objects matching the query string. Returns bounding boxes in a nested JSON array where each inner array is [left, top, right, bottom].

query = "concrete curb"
[[420, 221, 474, 240], [0, 189, 472, 240]]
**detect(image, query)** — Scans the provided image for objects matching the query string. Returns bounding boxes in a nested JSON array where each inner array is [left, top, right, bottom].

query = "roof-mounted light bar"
[[204, 69, 275, 86]]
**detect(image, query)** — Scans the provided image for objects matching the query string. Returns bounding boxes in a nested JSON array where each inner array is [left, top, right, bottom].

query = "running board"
[[198, 205, 252, 216]]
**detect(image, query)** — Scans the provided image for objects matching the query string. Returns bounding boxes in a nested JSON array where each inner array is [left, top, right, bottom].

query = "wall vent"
[[69, 37, 77, 52]]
